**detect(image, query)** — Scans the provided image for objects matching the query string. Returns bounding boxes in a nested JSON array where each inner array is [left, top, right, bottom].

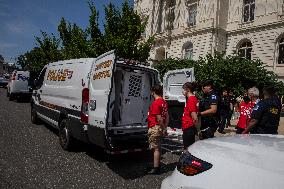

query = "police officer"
[[218, 88, 231, 134], [199, 80, 219, 139], [243, 86, 282, 134], [227, 90, 236, 127]]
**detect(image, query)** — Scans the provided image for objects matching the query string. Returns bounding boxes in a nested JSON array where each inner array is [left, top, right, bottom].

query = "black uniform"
[[250, 96, 281, 134], [218, 96, 231, 133], [227, 95, 236, 125], [199, 91, 219, 139]]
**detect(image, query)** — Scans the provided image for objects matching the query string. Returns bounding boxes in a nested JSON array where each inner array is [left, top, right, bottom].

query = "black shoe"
[[147, 167, 161, 175], [218, 130, 226, 134]]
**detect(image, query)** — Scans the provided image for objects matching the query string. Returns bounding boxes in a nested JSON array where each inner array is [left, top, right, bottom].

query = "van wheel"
[[9, 93, 14, 101], [59, 119, 76, 151], [31, 106, 40, 124]]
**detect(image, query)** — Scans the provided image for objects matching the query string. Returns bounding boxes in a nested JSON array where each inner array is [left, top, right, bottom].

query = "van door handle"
[[39, 90, 42, 93]]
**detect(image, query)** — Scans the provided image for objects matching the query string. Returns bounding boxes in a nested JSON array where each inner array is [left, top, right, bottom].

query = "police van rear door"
[[88, 50, 115, 130], [163, 68, 195, 102]]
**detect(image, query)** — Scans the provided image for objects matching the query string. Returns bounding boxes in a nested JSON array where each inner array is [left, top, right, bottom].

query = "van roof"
[[48, 58, 96, 67]]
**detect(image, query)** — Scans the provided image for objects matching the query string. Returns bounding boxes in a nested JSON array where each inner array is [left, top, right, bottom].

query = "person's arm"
[[165, 112, 169, 128], [191, 112, 198, 124], [230, 102, 234, 111], [156, 114, 164, 128], [242, 119, 258, 134], [200, 104, 217, 116]]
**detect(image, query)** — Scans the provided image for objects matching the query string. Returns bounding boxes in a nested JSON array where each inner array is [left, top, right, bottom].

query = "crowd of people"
[[145, 80, 282, 175]]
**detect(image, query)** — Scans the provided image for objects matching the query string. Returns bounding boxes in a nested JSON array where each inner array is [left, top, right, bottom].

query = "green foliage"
[[18, 31, 62, 74], [58, 18, 89, 59], [103, 1, 154, 61], [0, 54, 4, 61], [153, 53, 284, 96], [17, 0, 154, 77], [87, 1, 104, 57]]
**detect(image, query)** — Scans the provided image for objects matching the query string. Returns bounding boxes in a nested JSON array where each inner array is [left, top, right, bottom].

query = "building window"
[[278, 37, 284, 64], [243, 0, 255, 22], [187, 3, 197, 27], [238, 41, 252, 59], [155, 47, 166, 61], [166, 0, 176, 30], [183, 42, 193, 60]]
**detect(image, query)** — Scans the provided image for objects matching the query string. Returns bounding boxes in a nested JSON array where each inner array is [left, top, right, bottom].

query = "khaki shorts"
[[148, 125, 166, 150]]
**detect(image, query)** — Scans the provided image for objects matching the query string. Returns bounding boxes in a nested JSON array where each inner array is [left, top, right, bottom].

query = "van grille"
[[128, 75, 142, 97]]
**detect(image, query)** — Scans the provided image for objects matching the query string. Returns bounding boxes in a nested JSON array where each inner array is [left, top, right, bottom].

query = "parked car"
[[161, 134, 284, 189], [31, 50, 194, 154], [0, 75, 9, 88], [7, 70, 31, 100]]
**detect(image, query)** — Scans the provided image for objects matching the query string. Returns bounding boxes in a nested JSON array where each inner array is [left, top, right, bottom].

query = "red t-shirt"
[[237, 101, 255, 129], [182, 96, 198, 130], [148, 98, 168, 128]]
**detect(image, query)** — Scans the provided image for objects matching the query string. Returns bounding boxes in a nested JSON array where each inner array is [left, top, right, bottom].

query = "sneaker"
[[147, 167, 161, 175]]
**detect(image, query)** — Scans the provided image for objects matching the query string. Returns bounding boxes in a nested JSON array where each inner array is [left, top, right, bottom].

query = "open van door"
[[163, 68, 195, 130], [88, 50, 115, 147], [163, 68, 195, 102]]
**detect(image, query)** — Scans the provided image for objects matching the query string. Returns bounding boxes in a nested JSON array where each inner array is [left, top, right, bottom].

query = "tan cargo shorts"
[[148, 125, 166, 150]]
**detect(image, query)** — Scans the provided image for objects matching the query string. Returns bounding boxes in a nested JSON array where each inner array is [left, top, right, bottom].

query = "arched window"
[[155, 47, 166, 61], [278, 37, 284, 64], [183, 42, 193, 60], [238, 41, 252, 59]]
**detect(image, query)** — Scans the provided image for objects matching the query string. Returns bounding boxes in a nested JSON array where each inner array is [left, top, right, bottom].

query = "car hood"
[[162, 135, 284, 189], [190, 135, 284, 174]]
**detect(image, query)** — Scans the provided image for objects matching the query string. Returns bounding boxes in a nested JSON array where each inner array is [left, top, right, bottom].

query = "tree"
[[86, 1, 104, 57], [153, 53, 284, 96], [103, 1, 154, 61], [18, 31, 62, 74], [16, 54, 28, 70], [20, 0, 154, 76], [0, 54, 4, 62], [58, 18, 89, 59]]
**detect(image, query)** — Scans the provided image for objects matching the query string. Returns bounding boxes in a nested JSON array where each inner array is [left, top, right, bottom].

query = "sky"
[[0, 0, 133, 63]]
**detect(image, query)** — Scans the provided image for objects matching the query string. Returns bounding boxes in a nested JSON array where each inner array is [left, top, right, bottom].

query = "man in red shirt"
[[147, 85, 169, 174]]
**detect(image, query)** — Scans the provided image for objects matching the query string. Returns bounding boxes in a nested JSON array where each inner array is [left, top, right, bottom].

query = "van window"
[[36, 68, 47, 89]]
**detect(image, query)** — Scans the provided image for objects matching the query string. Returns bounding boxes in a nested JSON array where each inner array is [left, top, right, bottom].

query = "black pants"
[[227, 111, 233, 126], [201, 118, 218, 139], [182, 127, 197, 149], [218, 112, 228, 133]]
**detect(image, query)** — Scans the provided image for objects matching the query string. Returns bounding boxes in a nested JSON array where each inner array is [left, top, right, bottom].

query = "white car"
[[161, 135, 284, 189]]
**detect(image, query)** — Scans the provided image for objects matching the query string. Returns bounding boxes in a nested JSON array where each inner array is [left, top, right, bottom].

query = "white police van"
[[7, 70, 31, 101], [31, 50, 194, 154]]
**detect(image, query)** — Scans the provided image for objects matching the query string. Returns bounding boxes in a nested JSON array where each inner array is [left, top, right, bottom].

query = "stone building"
[[134, 0, 284, 80]]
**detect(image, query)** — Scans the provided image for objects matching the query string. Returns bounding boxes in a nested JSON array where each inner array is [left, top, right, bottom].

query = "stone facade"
[[134, 0, 284, 80]]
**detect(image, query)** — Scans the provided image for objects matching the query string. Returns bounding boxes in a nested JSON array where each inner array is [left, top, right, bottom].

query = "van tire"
[[9, 93, 14, 101], [31, 106, 40, 124], [59, 119, 76, 151]]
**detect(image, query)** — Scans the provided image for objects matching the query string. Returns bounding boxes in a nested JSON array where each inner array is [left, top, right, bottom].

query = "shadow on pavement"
[[41, 121, 178, 180]]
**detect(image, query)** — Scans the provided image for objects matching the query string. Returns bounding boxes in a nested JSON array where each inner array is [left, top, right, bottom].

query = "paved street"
[[1, 87, 284, 189], [0, 88, 179, 189]]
